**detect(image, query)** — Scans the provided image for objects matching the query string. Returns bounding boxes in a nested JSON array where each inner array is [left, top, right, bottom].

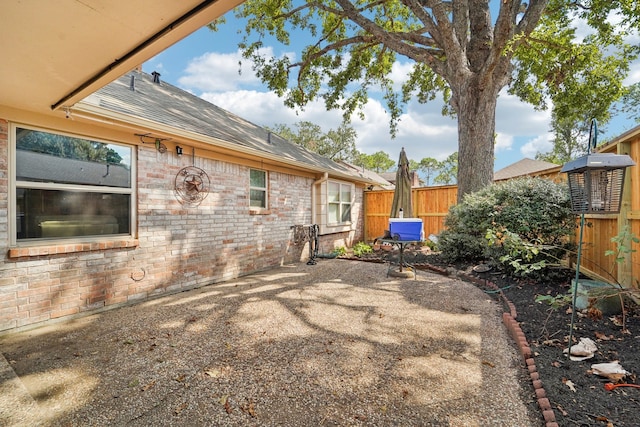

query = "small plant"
[[486, 227, 550, 277], [331, 246, 347, 257], [535, 293, 572, 310], [605, 225, 639, 277], [352, 242, 373, 257]]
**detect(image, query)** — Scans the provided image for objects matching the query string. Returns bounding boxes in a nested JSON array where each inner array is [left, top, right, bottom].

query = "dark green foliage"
[[438, 178, 575, 278], [437, 232, 486, 262]]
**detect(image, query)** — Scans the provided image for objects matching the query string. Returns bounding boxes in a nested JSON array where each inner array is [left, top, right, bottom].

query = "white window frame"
[[317, 179, 354, 235], [9, 123, 136, 245], [249, 168, 268, 209], [327, 181, 352, 225]]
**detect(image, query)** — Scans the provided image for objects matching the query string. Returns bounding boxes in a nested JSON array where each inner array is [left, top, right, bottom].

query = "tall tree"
[[616, 82, 640, 124], [323, 123, 360, 161], [216, 1, 639, 201], [356, 151, 396, 173], [416, 157, 441, 186], [434, 151, 458, 185], [270, 121, 360, 161], [535, 112, 593, 164]]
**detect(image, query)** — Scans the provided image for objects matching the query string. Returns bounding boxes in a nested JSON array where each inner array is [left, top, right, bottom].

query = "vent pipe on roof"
[[129, 75, 136, 91], [152, 71, 161, 84], [268, 131, 272, 144]]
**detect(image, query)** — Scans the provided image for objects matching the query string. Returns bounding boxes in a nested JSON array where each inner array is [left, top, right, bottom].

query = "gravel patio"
[[0, 259, 541, 426]]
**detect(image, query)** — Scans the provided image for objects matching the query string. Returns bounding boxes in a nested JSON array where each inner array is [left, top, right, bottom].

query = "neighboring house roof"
[[16, 150, 131, 188], [78, 71, 377, 184], [337, 161, 393, 189], [380, 171, 421, 187], [493, 158, 560, 181]]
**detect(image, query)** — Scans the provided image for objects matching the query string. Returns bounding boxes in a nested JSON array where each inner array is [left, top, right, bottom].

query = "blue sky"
[[143, 9, 640, 174]]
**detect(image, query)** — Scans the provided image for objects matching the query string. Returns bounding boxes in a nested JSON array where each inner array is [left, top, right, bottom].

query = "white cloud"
[[388, 61, 414, 92], [165, 43, 572, 169], [520, 134, 554, 159], [178, 49, 274, 92], [495, 133, 513, 152]]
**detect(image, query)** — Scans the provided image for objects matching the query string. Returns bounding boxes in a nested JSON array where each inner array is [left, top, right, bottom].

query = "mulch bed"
[[345, 248, 640, 427]]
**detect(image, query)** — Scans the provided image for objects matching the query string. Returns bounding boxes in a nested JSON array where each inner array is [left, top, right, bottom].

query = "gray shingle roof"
[[79, 71, 375, 183], [493, 158, 559, 181], [17, 150, 131, 187]]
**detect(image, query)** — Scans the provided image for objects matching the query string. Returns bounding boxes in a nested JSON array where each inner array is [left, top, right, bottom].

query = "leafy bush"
[[352, 242, 373, 257], [439, 177, 575, 278], [332, 246, 347, 257]]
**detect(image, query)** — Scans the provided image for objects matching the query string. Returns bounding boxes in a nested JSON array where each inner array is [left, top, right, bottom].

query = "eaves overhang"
[[71, 103, 378, 185], [1, 0, 243, 115]]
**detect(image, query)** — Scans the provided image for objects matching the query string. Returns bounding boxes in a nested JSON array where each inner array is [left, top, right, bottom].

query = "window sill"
[[319, 223, 353, 235], [249, 209, 271, 215], [7, 239, 139, 258]]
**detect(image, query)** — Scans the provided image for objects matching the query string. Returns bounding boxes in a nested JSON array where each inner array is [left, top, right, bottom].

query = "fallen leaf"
[[562, 378, 576, 392], [610, 316, 624, 327], [248, 401, 256, 417], [552, 361, 561, 368], [224, 399, 233, 414], [141, 380, 156, 391], [241, 399, 257, 418], [175, 374, 186, 382], [556, 404, 569, 416], [481, 360, 495, 368], [595, 331, 612, 340], [586, 307, 602, 320], [219, 394, 229, 405], [174, 402, 187, 414]]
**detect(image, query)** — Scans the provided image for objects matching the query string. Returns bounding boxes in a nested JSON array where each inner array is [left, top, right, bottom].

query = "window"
[[12, 125, 134, 242], [327, 181, 352, 224], [249, 169, 267, 208]]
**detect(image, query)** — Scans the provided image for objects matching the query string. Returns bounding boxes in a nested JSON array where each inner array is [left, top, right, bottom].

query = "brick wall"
[[0, 121, 361, 332]]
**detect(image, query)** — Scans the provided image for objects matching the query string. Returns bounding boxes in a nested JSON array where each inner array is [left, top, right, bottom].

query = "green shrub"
[[332, 246, 347, 257], [352, 242, 373, 257], [439, 177, 575, 278]]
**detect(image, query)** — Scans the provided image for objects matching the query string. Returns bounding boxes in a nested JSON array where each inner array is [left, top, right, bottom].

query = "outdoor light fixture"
[[561, 119, 635, 360], [176, 146, 183, 156], [561, 153, 636, 214]]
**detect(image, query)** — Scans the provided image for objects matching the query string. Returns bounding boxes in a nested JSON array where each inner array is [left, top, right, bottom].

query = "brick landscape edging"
[[414, 263, 559, 427]]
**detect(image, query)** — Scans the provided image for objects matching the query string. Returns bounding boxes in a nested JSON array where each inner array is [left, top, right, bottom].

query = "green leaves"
[[210, 0, 639, 200]]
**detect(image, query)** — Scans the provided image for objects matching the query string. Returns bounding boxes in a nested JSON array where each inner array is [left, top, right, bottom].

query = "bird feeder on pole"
[[560, 119, 635, 360]]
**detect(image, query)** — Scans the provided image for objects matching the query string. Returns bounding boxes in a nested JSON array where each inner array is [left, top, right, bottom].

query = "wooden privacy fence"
[[362, 127, 640, 288], [582, 130, 640, 287], [363, 185, 457, 242]]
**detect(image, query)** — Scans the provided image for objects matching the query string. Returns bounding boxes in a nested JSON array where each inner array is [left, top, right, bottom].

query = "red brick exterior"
[[0, 119, 364, 332]]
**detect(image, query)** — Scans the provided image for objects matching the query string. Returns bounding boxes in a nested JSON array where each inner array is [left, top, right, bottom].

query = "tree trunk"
[[455, 77, 499, 202]]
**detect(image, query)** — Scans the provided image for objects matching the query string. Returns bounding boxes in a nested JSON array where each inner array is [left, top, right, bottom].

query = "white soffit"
[[1, 0, 243, 115]]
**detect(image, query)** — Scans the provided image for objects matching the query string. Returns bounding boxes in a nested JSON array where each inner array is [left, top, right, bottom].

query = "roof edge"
[[72, 102, 378, 185]]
